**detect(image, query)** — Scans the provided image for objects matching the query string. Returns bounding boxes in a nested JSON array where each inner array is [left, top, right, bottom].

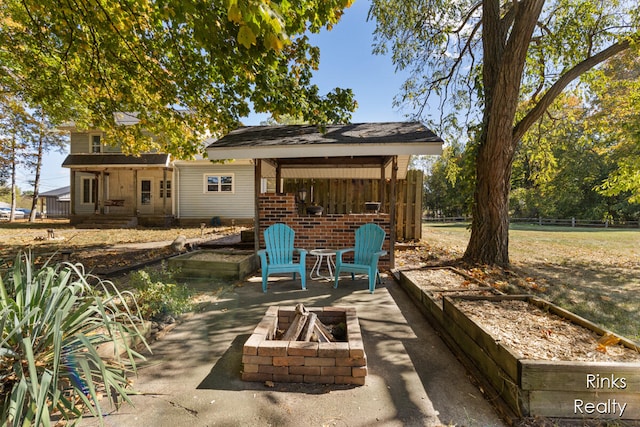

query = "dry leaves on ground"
[[399, 265, 640, 363]]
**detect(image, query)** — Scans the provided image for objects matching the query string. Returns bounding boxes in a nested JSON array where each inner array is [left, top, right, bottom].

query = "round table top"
[[310, 248, 337, 256]]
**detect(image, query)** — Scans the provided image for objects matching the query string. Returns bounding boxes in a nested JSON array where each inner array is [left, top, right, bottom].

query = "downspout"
[[254, 159, 262, 253], [389, 156, 398, 269], [173, 163, 179, 219]]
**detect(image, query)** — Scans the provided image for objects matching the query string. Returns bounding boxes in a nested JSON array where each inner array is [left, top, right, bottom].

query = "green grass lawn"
[[422, 223, 640, 342]]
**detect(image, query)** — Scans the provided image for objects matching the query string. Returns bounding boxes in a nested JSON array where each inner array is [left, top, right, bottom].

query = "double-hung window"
[[160, 180, 172, 198], [204, 174, 234, 193], [91, 135, 101, 153], [81, 177, 97, 204]]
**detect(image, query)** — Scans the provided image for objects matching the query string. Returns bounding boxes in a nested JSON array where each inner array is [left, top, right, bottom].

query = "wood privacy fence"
[[283, 169, 424, 241]]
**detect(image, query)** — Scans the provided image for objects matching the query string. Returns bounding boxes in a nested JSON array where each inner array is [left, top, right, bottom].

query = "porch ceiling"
[[260, 156, 412, 179]]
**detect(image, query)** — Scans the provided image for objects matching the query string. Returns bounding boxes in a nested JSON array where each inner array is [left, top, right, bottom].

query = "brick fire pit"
[[242, 306, 367, 385]]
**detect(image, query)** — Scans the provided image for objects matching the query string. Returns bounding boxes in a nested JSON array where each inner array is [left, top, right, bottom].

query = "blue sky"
[[18, 0, 413, 193]]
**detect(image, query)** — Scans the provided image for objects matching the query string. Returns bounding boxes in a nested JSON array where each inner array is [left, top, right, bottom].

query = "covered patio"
[[206, 122, 443, 269]]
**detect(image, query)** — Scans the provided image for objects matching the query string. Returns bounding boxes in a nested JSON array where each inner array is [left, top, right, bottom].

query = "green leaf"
[[227, 4, 242, 24], [237, 24, 257, 48]]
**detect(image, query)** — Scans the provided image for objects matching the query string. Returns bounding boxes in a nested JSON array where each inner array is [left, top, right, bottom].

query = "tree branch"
[[513, 38, 633, 144]]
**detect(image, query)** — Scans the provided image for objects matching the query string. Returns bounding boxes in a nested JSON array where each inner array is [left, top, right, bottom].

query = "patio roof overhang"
[[205, 122, 443, 179]]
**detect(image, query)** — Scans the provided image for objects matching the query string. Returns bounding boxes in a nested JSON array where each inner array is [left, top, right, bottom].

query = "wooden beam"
[[276, 156, 387, 168], [276, 163, 282, 193], [379, 163, 386, 213]]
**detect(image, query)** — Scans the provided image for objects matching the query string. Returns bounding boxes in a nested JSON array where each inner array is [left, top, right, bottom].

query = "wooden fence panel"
[[283, 170, 423, 240]]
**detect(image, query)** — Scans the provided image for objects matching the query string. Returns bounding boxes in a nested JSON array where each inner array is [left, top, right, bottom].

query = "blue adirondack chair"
[[258, 223, 307, 293], [334, 223, 387, 293]]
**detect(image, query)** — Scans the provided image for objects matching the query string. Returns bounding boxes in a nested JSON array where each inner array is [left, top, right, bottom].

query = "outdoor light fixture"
[[297, 188, 307, 204]]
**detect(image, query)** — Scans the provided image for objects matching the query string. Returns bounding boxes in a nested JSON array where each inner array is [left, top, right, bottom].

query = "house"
[[60, 122, 443, 237], [60, 127, 256, 227], [39, 186, 71, 218]]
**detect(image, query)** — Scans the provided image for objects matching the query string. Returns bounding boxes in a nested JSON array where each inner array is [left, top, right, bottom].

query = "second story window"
[[91, 135, 101, 153]]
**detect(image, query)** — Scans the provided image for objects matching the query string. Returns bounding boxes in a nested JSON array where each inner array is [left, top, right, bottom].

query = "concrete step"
[[75, 216, 138, 229]]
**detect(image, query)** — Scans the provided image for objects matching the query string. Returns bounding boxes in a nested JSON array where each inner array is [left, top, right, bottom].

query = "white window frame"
[[81, 176, 97, 205], [204, 174, 234, 194], [90, 134, 102, 153], [160, 180, 172, 198]]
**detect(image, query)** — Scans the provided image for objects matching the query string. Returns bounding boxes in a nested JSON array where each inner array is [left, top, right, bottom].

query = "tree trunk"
[[10, 136, 18, 222], [29, 125, 45, 222], [463, 128, 514, 266], [463, 0, 544, 266]]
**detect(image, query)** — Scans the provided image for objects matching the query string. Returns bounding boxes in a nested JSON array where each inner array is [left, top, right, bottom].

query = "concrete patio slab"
[[80, 274, 506, 426]]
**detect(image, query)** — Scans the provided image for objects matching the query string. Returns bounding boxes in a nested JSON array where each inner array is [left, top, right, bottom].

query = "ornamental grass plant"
[[0, 252, 148, 426]]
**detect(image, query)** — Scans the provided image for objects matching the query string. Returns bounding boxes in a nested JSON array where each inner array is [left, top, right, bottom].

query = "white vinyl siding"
[[175, 161, 254, 219]]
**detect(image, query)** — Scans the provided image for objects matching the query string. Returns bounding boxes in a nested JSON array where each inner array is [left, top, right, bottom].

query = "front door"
[[139, 178, 153, 215]]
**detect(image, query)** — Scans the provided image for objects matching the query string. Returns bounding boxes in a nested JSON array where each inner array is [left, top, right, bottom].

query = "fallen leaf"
[[597, 333, 620, 347]]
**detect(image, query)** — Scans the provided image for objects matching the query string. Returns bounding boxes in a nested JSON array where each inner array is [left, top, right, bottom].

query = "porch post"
[[133, 169, 138, 216], [380, 162, 386, 213], [254, 159, 262, 252], [101, 171, 107, 214], [162, 168, 167, 215], [275, 162, 282, 193], [94, 172, 100, 214], [70, 170, 76, 215], [389, 155, 398, 269]]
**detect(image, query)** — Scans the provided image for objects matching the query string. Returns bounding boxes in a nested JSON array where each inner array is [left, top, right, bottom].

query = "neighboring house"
[[39, 186, 71, 218], [60, 127, 254, 227], [61, 129, 172, 227]]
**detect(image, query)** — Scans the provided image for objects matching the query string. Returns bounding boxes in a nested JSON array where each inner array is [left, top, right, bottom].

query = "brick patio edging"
[[242, 306, 367, 385]]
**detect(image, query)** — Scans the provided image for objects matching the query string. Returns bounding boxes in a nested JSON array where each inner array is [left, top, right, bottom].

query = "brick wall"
[[242, 306, 367, 385], [258, 193, 391, 270]]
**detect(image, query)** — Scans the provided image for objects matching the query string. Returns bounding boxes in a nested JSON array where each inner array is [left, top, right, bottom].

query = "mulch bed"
[[400, 266, 640, 363]]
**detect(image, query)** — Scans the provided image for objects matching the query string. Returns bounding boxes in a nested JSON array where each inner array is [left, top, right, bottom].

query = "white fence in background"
[[423, 216, 640, 229]]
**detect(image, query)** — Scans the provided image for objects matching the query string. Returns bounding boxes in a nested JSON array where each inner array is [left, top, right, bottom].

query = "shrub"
[[128, 267, 194, 321], [0, 252, 148, 426]]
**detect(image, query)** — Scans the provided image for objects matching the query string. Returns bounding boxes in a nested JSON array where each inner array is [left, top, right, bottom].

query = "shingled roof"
[[62, 154, 170, 168], [209, 122, 442, 149], [206, 122, 443, 179]]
